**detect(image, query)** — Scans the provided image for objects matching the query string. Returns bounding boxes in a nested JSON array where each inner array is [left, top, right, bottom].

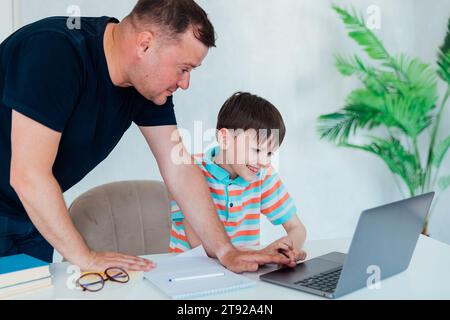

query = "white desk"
[[11, 235, 450, 300]]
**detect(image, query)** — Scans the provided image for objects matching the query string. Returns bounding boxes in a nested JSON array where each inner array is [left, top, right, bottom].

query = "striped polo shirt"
[[169, 146, 297, 253]]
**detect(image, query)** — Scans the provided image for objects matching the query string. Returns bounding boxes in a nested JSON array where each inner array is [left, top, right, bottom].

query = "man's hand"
[[80, 251, 156, 272], [217, 246, 293, 273], [259, 236, 307, 266]]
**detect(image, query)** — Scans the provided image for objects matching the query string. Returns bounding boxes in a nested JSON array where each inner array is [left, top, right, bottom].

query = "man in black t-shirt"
[[0, 0, 294, 273]]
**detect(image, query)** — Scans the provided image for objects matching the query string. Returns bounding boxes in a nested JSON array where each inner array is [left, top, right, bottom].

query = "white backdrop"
[[13, 0, 450, 246], [0, 1, 14, 42]]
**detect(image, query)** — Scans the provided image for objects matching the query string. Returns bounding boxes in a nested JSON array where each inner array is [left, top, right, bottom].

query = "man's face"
[[131, 27, 208, 105], [223, 130, 279, 182]]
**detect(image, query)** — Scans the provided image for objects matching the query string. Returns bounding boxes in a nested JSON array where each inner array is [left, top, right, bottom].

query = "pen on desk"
[[169, 272, 225, 282]]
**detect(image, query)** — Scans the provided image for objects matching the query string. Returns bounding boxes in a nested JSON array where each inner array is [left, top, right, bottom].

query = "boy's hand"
[[259, 236, 307, 267]]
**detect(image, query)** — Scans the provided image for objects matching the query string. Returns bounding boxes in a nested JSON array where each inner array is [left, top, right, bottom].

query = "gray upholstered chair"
[[68, 180, 172, 256]]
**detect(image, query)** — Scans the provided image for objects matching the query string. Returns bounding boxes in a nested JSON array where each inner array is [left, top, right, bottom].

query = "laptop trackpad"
[[261, 257, 342, 283]]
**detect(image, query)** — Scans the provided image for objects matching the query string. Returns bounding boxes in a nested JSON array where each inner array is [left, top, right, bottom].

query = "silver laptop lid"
[[334, 192, 435, 298]]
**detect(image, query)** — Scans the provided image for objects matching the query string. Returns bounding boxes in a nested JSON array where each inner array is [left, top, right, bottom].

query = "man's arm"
[[139, 125, 293, 272], [10, 111, 154, 271], [182, 220, 202, 248]]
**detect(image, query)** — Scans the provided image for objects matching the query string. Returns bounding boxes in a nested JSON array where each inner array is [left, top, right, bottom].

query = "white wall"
[[0, 0, 14, 42], [14, 0, 450, 245]]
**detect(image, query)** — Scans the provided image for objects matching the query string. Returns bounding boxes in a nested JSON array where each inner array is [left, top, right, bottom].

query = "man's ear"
[[136, 31, 155, 58]]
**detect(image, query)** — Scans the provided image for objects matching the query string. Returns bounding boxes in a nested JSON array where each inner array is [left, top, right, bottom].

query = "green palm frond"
[[346, 89, 406, 129], [317, 109, 361, 143], [318, 86, 434, 143], [335, 55, 385, 93], [378, 71, 401, 90], [335, 55, 360, 76], [432, 135, 450, 167], [333, 5, 391, 62], [437, 18, 450, 84], [438, 50, 450, 84], [384, 94, 433, 138], [317, 98, 387, 143], [333, 54, 437, 139], [438, 175, 450, 191], [395, 54, 437, 89], [393, 54, 438, 106], [346, 89, 385, 112], [343, 137, 421, 195]]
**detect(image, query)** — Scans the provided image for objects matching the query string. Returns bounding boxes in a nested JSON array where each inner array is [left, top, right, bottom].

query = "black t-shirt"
[[0, 16, 177, 220]]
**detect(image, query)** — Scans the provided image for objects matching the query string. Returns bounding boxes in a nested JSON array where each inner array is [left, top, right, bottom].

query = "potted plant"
[[317, 5, 450, 235]]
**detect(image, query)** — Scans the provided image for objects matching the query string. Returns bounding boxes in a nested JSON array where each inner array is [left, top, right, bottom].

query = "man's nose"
[[177, 72, 190, 90]]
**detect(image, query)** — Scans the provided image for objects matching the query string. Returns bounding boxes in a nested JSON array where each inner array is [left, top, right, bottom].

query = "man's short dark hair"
[[128, 0, 216, 48], [216, 92, 286, 146]]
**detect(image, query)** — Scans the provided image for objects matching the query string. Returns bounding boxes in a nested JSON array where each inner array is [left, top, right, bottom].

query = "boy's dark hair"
[[216, 92, 286, 146], [127, 0, 216, 48]]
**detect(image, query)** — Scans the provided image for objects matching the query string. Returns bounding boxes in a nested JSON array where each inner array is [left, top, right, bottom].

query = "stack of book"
[[0, 254, 52, 299]]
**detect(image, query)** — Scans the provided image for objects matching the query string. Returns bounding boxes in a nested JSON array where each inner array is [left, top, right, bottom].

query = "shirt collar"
[[204, 146, 250, 188]]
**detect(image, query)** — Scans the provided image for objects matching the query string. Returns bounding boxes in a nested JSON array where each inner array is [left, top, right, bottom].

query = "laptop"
[[260, 192, 435, 299]]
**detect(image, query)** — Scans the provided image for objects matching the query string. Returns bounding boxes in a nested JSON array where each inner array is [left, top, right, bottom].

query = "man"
[[0, 0, 295, 273]]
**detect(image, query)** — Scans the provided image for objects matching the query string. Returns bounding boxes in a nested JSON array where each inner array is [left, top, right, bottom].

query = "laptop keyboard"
[[294, 267, 342, 293]]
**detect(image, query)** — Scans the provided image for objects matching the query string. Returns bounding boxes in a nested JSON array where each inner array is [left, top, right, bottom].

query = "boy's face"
[[219, 129, 279, 182]]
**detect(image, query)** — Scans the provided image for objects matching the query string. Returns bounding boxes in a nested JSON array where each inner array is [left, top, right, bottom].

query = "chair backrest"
[[68, 180, 172, 256]]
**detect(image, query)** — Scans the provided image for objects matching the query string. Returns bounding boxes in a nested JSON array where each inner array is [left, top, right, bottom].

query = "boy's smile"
[[246, 165, 260, 175]]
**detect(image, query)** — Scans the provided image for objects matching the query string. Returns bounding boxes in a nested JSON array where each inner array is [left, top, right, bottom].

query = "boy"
[[169, 92, 307, 262]]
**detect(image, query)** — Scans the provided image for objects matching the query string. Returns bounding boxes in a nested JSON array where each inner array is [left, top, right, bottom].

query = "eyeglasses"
[[76, 267, 130, 292]]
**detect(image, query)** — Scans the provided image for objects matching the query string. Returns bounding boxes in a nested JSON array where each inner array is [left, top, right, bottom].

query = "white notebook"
[[144, 246, 256, 299]]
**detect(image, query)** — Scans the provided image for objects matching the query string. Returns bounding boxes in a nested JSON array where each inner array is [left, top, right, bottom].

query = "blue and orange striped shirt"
[[169, 146, 297, 253]]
